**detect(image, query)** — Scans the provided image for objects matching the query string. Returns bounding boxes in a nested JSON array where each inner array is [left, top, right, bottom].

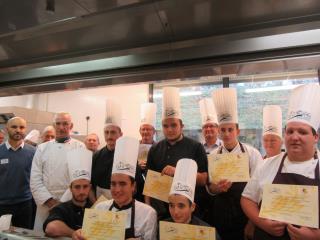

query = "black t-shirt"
[[146, 136, 208, 220], [91, 147, 115, 190], [43, 200, 92, 232], [146, 136, 207, 173]]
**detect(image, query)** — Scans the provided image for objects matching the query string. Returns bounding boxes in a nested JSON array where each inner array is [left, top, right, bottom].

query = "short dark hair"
[[284, 125, 317, 136]]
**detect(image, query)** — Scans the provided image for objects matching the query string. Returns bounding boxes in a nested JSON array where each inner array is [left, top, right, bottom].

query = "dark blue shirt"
[[0, 142, 35, 205]]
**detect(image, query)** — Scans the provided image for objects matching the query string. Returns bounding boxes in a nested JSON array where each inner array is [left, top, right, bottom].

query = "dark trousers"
[[0, 199, 33, 229]]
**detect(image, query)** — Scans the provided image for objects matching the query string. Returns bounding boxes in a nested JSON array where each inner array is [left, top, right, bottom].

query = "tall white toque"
[[287, 84, 320, 131], [212, 88, 238, 124], [162, 87, 181, 120], [112, 136, 140, 178], [169, 158, 198, 202], [199, 98, 218, 126], [105, 99, 122, 128], [263, 105, 282, 138], [140, 102, 157, 127]]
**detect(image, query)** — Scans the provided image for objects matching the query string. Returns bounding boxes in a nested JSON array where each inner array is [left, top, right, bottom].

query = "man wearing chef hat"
[[73, 136, 157, 240], [91, 100, 123, 201], [43, 148, 92, 238], [136, 102, 157, 202], [199, 98, 221, 154], [146, 87, 208, 220], [262, 105, 283, 159], [241, 84, 320, 240], [31, 112, 85, 231], [164, 158, 221, 239], [24, 129, 40, 147], [206, 88, 263, 240]]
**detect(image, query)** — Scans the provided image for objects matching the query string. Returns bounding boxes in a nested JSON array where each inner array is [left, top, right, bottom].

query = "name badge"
[[0, 158, 9, 164]]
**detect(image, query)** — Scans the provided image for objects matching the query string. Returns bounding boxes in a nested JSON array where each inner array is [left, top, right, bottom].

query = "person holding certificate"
[[44, 148, 92, 238], [73, 136, 157, 240], [262, 105, 283, 159], [206, 88, 263, 240], [241, 84, 320, 240], [146, 87, 208, 220]]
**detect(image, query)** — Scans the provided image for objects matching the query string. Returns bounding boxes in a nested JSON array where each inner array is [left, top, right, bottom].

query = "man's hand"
[[72, 229, 86, 240], [259, 219, 286, 237], [287, 224, 320, 240], [161, 165, 176, 177], [138, 159, 147, 170], [208, 179, 232, 194], [45, 198, 60, 210]]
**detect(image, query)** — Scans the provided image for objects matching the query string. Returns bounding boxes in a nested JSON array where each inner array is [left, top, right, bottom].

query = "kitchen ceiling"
[[0, 0, 319, 96]]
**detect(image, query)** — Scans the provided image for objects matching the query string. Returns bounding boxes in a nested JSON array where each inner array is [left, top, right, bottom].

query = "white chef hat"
[[162, 87, 181, 120], [112, 136, 140, 178], [199, 98, 218, 126], [263, 105, 282, 138], [25, 129, 40, 144], [67, 148, 92, 184], [140, 102, 157, 127], [212, 88, 238, 124], [105, 99, 122, 128], [287, 84, 320, 131], [169, 158, 198, 202]]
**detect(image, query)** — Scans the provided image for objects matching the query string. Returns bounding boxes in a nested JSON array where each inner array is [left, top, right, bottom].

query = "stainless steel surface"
[[0, 0, 320, 96]]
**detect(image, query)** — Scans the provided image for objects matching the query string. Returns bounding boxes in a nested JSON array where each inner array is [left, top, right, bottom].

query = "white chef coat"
[[30, 138, 85, 231], [242, 151, 320, 203], [96, 199, 157, 240]]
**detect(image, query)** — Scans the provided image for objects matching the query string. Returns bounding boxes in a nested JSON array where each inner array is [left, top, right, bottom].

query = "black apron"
[[109, 200, 137, 239], [213, 142, 248, 240], [254, 152, 320, 240]]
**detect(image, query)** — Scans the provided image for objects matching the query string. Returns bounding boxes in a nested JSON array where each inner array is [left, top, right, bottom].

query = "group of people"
[[0, 83, 319, 240]]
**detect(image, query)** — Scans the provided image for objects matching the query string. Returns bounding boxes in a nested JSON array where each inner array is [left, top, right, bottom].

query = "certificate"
[[259, 184, 319, 228], [159, 221, 216, 240], [143, 170, 173, 202], [208, 153, 250, 183], [82, 208, 126, 240]]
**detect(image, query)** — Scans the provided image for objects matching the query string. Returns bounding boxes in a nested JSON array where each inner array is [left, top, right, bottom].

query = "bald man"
[[84, 133, 100, 152], [0, 117, 36, 229], [31, 112, 85, 231]]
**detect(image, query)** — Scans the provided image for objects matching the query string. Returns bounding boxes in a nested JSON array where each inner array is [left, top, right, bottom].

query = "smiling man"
[[31, 112, 85, 231], [0, 117, 36, 229], [44, 148, 92, 238], [241, 84, 320, 240], [73, 136, 157, 240]]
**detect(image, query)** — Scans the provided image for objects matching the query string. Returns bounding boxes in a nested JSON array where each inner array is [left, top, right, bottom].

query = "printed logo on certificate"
[[82, 208, 126, 240], [159, 221, 216, 240], [259, 184, 319, 228], [208, 153, 250, 183], [143, 170, 173, 203]]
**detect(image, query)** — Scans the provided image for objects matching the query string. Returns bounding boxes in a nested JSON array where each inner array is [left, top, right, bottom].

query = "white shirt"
[[242, 151, 320, 203], [30, 138, 85, 205], [96, 199, 157, 240], [211, 142, 263, 176], [5, 140, 24, 151]]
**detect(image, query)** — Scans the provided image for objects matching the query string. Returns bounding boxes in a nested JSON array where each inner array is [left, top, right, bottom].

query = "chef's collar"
[[56, 136, 71, 143], [113, 200, 133, 210]]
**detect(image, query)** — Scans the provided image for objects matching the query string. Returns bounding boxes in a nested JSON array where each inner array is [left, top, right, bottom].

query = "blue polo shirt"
[[0, 141, 35, 205]]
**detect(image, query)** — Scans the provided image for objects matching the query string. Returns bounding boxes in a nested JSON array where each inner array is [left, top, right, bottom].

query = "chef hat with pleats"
[[162, 87, 181, 120], [263, 105, 282, 138], [25, 129, 40, 144], [212, 88, 238, 124], [141, 102, 157, 127], [105, 99, 122, 128], [112, 136, 140, 178], [199, 98, 218, 126], [67, 148, 92, 183], [169, 158, 198, 202], [287, 84, 320, 131]]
